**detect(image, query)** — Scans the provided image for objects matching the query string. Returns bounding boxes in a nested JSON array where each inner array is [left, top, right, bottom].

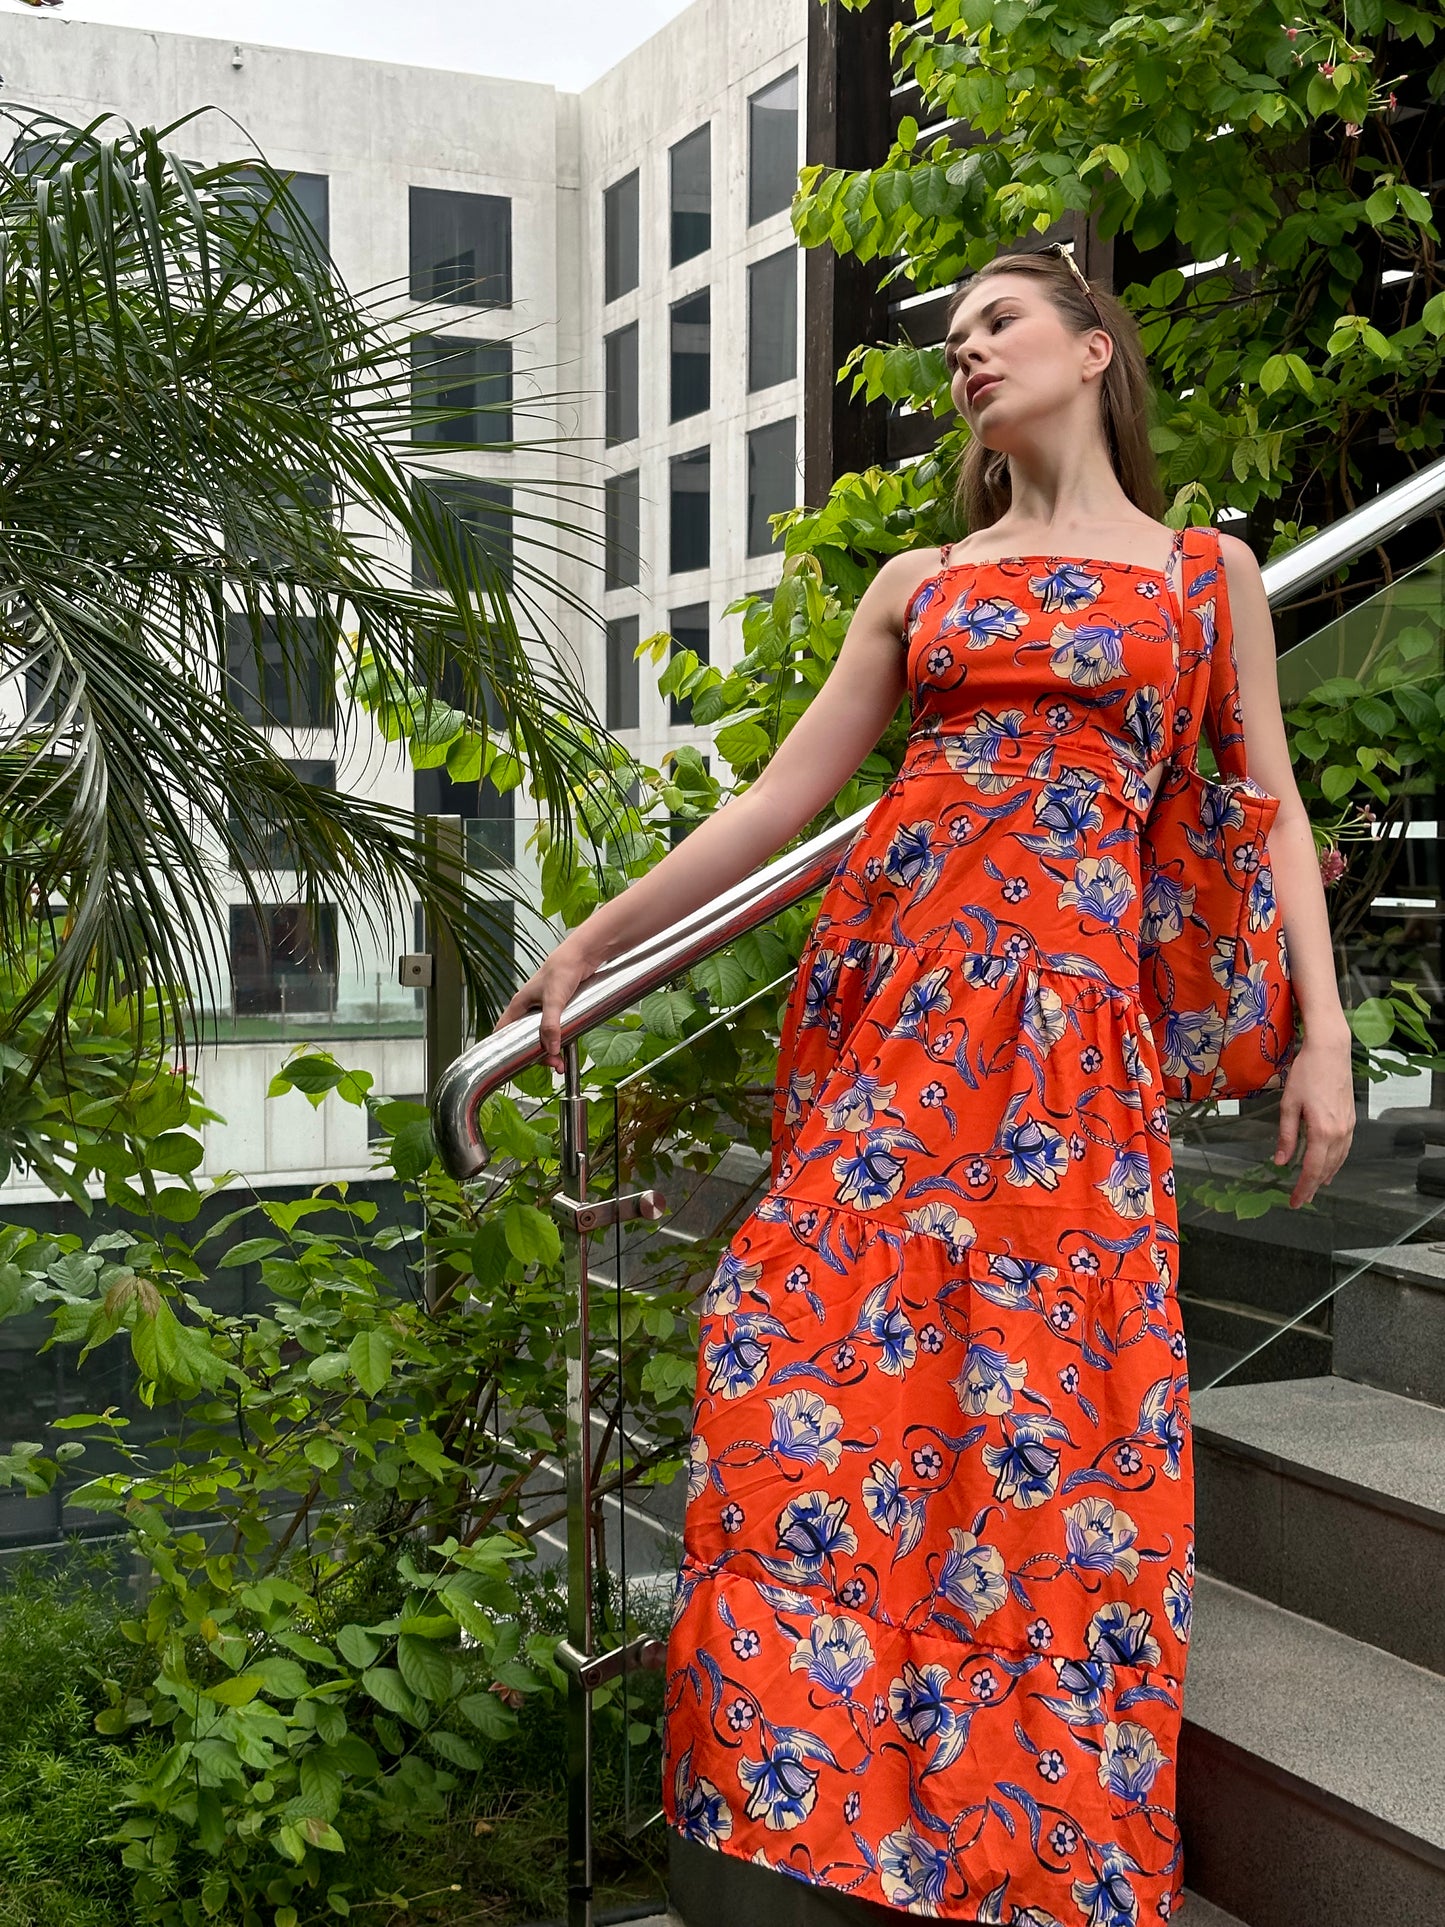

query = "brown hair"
[[945, 250, 1164, 533]]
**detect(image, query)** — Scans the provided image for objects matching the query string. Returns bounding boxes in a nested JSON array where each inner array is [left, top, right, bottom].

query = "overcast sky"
[[0, 1, 694, 92]]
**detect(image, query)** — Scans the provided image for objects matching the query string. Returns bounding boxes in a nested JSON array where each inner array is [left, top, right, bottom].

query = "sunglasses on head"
[[1042, 241, 1109, 329]]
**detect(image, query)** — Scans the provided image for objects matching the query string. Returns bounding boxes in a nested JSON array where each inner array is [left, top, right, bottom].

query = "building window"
[[668, 753, 710, 848], [669, 125, 711, 266], [225, 612, 336, 729], [414, 766, 515, 869], [604, 470, 640, 590], [228, 759, 336, 870], [670, 289, 710, 422], [605, 323, 639, 445], [747, 418, 796, 556], [232, 165, 330, 251], [412, 480, 513, 591], [668, 604, 708, 727], [670, 448, 709, 575], [748, 70, 799, 226], [748, 249, 797, 391], [606, 615, 640, 729], [476, 897, 518, 983], [229, 903, 338, 1016], [411, 337, 513, 445], [604, 170, 639, 303], [409, 186, 512, 306]]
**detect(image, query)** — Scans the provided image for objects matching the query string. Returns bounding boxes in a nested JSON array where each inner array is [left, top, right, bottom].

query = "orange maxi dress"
[[663, 531, 1208, 1923]]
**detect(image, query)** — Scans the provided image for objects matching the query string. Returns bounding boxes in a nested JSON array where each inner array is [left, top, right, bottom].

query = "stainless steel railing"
[[432, 449, 1445, 1181]]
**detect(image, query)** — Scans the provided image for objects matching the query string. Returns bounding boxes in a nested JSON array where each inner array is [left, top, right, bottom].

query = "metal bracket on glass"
[[556, 1634, 668, 1691], [552, 1188, 667, 1235]]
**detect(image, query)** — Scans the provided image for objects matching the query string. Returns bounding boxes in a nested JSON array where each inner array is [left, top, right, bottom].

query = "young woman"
[[495, 247, 1356, 1921]]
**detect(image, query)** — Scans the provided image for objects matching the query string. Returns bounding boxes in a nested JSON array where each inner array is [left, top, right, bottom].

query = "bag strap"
[[1167, 525, 1245, 782]]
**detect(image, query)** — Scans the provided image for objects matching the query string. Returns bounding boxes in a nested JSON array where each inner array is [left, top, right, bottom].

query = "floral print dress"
[[663, 529, 1222, 1923]]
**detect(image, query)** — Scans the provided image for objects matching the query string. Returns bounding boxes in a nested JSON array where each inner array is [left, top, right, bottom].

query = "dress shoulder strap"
[[938, 542, 953, 568]]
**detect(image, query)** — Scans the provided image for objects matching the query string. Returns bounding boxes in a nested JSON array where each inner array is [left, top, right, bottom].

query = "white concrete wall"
[[0, 0, 807, 1194], [579, 0, 809, 771]]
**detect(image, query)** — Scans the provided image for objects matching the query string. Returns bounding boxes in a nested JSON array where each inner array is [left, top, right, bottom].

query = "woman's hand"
[[1273, 1024, 1356, 1208], [490, 937, 604, 1075]]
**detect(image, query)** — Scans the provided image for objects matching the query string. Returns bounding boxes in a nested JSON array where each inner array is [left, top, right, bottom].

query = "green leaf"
[[204, 1674, 262, 1707], [389, 1118, 436, 1181], [361, 1667, 423, 1723], [396, 1633, 456, 1703], [336, 1624, 381, 1670], [348, 1328, 394, 1399], [426, 1727, 486, 1769], [250, 1656, 309, 1700], [501, 1204, 562, 1267], [1347, 998, 1395, 1048], [457, 1690, 516, 1738], [298, 1753, 343, 1820], [1318, 763, 1357, 802]]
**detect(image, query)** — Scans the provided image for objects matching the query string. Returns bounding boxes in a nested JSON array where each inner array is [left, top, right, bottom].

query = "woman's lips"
[[967, 374, 1001, 406]]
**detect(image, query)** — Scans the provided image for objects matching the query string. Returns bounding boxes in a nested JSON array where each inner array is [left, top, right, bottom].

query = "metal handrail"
[[432, 450, 1445, 1180]]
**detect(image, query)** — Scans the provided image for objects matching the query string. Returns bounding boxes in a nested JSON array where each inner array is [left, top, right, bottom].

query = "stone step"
[[1332, 1241, 1445, 1404], [1181, 1573, 1445, 1927], [1193, 1374, 1445, 1672], [1179, 1291, 1331, 1385]]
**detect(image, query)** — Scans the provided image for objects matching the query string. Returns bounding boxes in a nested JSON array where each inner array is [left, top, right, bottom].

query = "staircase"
[[1181, 1244, 1445, 1927]]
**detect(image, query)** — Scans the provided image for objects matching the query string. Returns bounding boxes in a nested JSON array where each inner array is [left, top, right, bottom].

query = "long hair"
[[947, 250, 1164, 533]]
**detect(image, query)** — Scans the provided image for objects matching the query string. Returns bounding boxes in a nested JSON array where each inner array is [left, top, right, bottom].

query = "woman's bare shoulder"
[[868, 545, 950, 622]]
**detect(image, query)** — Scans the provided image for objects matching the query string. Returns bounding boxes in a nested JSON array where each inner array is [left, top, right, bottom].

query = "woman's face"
[[943, 272, 1110, 446]]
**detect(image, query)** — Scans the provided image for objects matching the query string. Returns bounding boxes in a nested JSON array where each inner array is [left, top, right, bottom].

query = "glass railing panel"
[[1181, 545, 1445, 1391], [584, 960, 795, 1838]]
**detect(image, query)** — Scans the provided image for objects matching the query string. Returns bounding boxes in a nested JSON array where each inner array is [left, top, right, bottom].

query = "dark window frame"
[[669, 447, 710, 576], [224, 610, 337, 730], [604, 170, 640, 303], [668, 602, 709, 727], [605, 322, 640, 445], [409, 185, 512, 307], [748, 68, 800, 228], [747, 247, 798, 392], [669, 288, 710, 422], [746, 417, 797, 557], [604, 470, 641, 591], [410, 336, 514, 446], [669, 124, 711, 267], [606, 614, 641, 730], [228, 902, 339, 1017]]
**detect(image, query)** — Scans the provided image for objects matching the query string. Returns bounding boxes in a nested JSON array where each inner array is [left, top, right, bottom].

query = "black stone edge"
[[1181, 1719, 1445, 1875], [1192, 1421, 1445, 1537]]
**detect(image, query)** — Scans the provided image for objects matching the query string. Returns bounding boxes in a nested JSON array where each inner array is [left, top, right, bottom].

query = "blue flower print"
[[1099, 1718, 1168, 1805], [937, 592, 1027, 649], [1164, 1567, 1192, 1640], [983, 1421, 1062, 1508], [738, 1739, 819, 1831], [903, 1200, 978, 1260], [702, 1247, 763, 1316], [1058, 856, 1137, 928], [787, 1612, 875, 1699], [944, 707, 1028, 793], [856, 1283, 917, 1375], [780, 1066, 817, 1138], [832, 1129, 921, 1210], [822, 1073, 899, 1133], [883, 819, 943, 901], [1052, 1652, 1114, 1725], [769, 1391, 845, 1473], [963, 951, 1019, 990], [953, 1339, 1028, 1416], [1159, 1005, 1224, 1082], [1098, 1148, 1154, 1220], [776, 1490, 857, 1571], [889, 1660, 965, 1760], [1087, 1600, 1162, 1668], [1122, 684, 1167, 766], [1247, 864, 1277, 931], [672, 1746, 733, 1849], [704, 1317, 772, 1399], [1222, 955, 1270, 1045], [905, 577, 943, 639], [937, 1526, 1007, 1624], [1139, 871, 1195, 947], [1027, 769, 1107, 855], [878, 1823, 951, 1910], [923, 642, 954, 678], [1071, 1844, 1142, 1927], [976, 1254, 1057, 1310], [1063, 1498, 1141, 1581], [687, 1433, 710, 1503], [1020, 976, 1068, 1055], [1194, 782, 1246, 846], [891, 965, 954, 1036], [863, 1456, 907, 1528], [801, 949, 840, 1032], [999, 1115, 1071, 1191], [1049, 620, 1126, 688], [1137, 1377, 1187, 1479], [1029, 561, 1105, 613]]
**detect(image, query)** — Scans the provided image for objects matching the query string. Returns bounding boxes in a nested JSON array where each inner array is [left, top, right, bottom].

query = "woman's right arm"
[[493, 551, 931, 1071]]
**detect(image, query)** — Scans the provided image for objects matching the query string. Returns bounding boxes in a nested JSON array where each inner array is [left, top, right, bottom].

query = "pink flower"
[[1319, 847, 1347, 887], [1285, 25, 1299, 38], [1344, 123, 1362, 137], [1388, 92, 1398, 110], [1320, 60, 1335, 76]]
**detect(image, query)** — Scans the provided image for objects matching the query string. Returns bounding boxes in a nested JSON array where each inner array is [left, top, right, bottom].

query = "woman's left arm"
[[1219, 533, 1356, 1208]]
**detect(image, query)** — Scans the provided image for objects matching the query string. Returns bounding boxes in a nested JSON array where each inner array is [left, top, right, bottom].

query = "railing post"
[[557, 1037, 594, 1927]]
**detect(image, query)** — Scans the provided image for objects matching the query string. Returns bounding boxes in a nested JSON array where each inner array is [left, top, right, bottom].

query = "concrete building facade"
[[0, 0, 808, 1198]]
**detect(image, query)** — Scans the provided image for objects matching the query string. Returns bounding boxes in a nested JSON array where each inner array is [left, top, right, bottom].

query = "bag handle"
[[1164, 525, 1245, 783]]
